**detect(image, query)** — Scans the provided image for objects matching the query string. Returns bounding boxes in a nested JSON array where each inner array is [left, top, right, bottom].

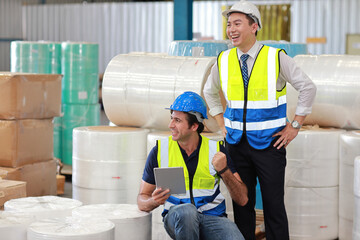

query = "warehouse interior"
[[0, 0, 360, 239]]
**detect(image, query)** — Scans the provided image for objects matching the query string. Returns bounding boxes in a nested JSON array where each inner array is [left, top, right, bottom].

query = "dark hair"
[[185, 112, 204, 134], [245, 14, 258, 36]]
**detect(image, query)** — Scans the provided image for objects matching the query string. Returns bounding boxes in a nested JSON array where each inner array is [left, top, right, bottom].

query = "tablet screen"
[[154, 167, 186, 195]]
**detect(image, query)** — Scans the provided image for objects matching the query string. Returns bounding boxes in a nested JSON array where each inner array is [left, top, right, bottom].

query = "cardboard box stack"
[[0, 73, 62, 200]]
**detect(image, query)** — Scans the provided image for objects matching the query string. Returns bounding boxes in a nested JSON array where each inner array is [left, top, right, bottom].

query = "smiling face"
[[168, 111, 198, 142], [226, 12, 258, 52]]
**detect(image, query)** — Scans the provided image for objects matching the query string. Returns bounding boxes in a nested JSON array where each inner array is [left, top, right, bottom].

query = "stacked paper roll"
[[27, 217, 115, 240], [339, 131, 360, 239], [0, 211, 35, 240], [285, 126, 343, 239], [285, 187, 338, 240], [353, 157, 360, 240], [72, 204, 151, 240], [72, 126, 149, 204], [102, 53, 220, 132], [288, 55, 360, 129], [286, 127, 345, 187], [4, 196, 82, 220]]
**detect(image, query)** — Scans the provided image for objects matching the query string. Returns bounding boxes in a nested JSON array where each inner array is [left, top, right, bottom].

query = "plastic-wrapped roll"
[[260, 40, 307, 57], [285, 187, 338, 240], [72, 126, 148, 194], [339, 217, 353, 240], [151, 207, 172, 240], [72, 204, 151, 240], [72, 185, 139, 205], [286, 127, 344, 187], [102, 54, 220, 132], [73, 126, 149, 161], [0, 211, 35, 240], [27, 217, 115, 240], [10, 41, 61, 74], [287, 55, 360, 129], [168, 40, 230, 57], [4, 196, 82, 220], [61, 42, 99, 104], [62, 103, 100, 165], [353, 157, 360, 240], [73, 159, 144, 190], [338, 130, 360, 235]]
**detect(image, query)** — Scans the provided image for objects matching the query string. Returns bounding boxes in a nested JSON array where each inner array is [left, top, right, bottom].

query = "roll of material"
[[72, 158, 144, 190], [285, 127, 344, 187], [4, 196, 82, 220], [339, 217, 353, 240], [339, 131, 360, 227], [287, 55, 360, 129], [168, 40, 230, 57], [72, 185, 139, 205], [61, 42, 99, 104], [102, 54, 220, 132], [340, 131, 360, 166], [10, 41, 62, 74], [73, 126, 149, 161], [27, 217, 115, 240], [354, 196, 360, 240], [355, 156, 360, 197], [72, 204, 151, 240], [285, 187, 338, 240], [260, 40, 307, 57], [151, 207, 172, 240], [62, 103, 100, 165], [0, 211, 35, 240]]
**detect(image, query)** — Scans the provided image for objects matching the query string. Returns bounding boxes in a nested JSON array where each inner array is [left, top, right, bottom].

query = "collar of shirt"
[[236, 41, 261, 61]]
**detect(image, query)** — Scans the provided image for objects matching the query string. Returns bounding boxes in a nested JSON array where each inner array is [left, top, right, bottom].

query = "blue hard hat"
[[168, 91, 208, 121]]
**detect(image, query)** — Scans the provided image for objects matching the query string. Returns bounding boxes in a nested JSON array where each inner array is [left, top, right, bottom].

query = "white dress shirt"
[[203, 41, 317, 117]]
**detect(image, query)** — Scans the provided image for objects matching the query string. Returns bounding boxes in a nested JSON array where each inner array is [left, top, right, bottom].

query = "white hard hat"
[[222, 0, 262, 30]]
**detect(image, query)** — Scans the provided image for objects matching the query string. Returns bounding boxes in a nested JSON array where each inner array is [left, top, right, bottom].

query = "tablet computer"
[[154, 167, 186, 195]]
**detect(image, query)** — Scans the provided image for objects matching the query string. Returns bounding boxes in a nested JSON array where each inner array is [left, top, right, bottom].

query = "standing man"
[[203, 1, 317, 240], [138, 91, 248, 240]]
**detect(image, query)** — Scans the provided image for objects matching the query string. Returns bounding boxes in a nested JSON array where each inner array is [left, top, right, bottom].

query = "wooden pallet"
[[255, 209, 266, 240]]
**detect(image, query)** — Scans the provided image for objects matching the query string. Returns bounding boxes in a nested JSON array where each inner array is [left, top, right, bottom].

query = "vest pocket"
[[197, 177, 215, 190]]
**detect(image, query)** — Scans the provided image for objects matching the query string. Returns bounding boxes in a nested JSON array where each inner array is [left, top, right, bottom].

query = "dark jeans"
[[226, 136, 289, 240]]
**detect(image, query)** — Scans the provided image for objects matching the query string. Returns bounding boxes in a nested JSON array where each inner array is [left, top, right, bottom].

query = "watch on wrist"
[[291, 120, 302, 129]]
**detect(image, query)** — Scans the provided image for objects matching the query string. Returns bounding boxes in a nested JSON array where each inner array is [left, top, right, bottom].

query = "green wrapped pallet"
[[61, 42, 99, 104], [61, 103, 100, 165], [10, 41, 61, 74], [53, 116, 63, 161]]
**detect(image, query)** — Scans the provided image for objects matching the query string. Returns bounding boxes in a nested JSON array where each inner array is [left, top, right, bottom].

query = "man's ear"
[[191, 122, 199, 132]]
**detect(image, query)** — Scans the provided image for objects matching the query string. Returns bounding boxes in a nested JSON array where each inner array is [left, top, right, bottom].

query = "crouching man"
[[137, 91, 248, 240]]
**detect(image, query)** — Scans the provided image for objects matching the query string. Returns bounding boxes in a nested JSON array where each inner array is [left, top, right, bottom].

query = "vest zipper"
[[189, 174, 195, 205], [243, 83, 248, 133]]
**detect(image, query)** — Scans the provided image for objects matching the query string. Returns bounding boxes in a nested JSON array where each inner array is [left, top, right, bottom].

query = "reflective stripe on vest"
[[218, 46, 287, 149], [157, 136, 226, 216]]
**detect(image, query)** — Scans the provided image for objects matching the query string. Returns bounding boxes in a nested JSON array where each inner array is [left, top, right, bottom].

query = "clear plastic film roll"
[[0, 211, 35, 240], [287, 55, 360, 129], [10, 41, 62, 74], [285, 126, 345, 187], [285, 186, 338, 240], [354, 157, 360, 239], [102, 53, 220, 132], [339, 217, 353, 240], [168, 40, 231, 57], [72, 186, 139, 205], [339, 130, 360, 228], [4, 196, 82, 220], [61, 42, 99, 104], [27, 217, 115, 240], [72, 204, 151, 240], [72, 126, 149, 203]]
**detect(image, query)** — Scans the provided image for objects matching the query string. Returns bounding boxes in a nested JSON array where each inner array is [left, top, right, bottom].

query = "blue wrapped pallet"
[[168, 40, 231, 57], [261, 40, 308, 57]]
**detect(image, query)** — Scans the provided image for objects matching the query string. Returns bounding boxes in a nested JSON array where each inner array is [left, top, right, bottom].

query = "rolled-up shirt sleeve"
[[279, 52, 317, 116], [203, 62, 224, 117]]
